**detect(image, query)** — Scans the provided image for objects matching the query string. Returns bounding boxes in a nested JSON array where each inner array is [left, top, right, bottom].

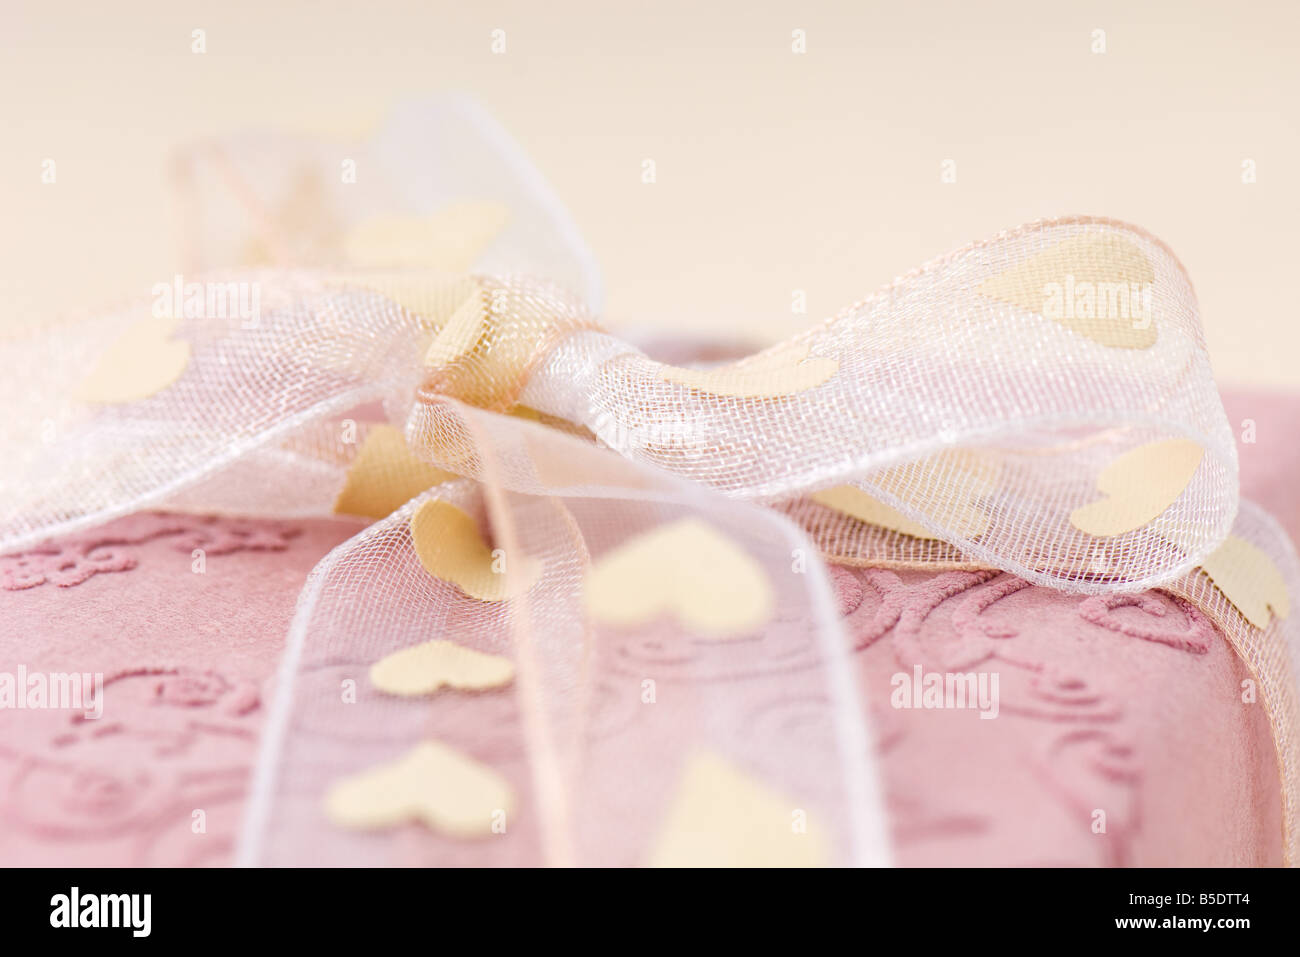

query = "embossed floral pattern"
[[0, 507, 1269, 866], [0, 666, 263, 863], [829, 565, 1236, 865], [0, 513, 300, 591]]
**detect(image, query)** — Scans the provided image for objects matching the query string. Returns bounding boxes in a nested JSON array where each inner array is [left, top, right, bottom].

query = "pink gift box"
[[1, 388, 1290, 866]]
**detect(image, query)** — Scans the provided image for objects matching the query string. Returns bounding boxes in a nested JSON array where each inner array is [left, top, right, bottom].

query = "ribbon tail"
[[237, 404, 892, 866]]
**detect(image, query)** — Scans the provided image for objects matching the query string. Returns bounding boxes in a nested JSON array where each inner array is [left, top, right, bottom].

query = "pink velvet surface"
[[841, 565, 1280, 866], [1222, 389, 1300, 551], [0, 513, 366, 866], [0, 388, 1293, 866]]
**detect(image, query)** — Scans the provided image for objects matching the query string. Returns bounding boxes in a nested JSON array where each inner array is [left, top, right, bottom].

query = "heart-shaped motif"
[[75, 317, 190, 403], [649, 751, 826, 866], [410, 500, 541, 601], [370, 639, 514, 696], [323, 740, 513, 837], [342, 202, 510, 272], [334, 425, 458, 520], [584, 518, 773, 638], [330, 274, 478, 329], [812, 485, 936, 538], [1069, 439, 1204, 537], [424, 285, 488, 366], [1200, 535, 1290, 629], [815, 450, 998, 540], [977, 235, 1157, 349], [660, 341, 838, 398]]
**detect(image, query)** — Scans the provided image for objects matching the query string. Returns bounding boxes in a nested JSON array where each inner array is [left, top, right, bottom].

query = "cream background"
[[1, 0, 1297, 385]]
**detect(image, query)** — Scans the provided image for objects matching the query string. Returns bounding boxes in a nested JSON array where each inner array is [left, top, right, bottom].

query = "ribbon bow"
[[1, 101, 1296, 866]]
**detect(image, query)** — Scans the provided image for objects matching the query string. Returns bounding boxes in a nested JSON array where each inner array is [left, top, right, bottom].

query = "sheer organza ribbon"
[[1, 101, 1296, 866]]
